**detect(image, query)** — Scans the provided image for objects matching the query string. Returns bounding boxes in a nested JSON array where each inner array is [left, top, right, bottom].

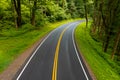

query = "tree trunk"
[[11, 0, 18, 29], [103, 28, 112, 52], [111, 28, 120, 60], [83, 0, 88, 28], [31, 0, 37, 26], [99, 25, 104, 39], [17, 0, 21, 27], [13, 0, 21, 28], [99, 0, 110, 52], [92, 0, 97, 33]]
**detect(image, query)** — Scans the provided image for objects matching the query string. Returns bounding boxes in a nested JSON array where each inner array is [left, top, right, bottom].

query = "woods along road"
[[15, 21, 92, 80]]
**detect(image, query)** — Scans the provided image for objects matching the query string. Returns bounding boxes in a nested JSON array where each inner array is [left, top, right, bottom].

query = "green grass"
[[75, 22, 120, 80], [0, 19, 81, 73]]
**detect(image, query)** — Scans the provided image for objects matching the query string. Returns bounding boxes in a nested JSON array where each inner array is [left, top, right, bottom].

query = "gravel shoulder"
[[0, 35, 46, 80]]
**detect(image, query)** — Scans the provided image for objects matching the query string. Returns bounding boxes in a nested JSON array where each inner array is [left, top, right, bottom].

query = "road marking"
[[16, 21, 88, 80], [16, 25, 63, 80], [52, 26, 69, 80], [72, 23, 89, 80]]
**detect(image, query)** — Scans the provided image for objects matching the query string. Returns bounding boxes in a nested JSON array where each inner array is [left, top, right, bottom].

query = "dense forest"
[[0, 0, 120, 79], [0, 0, 85, 29], [90, 0, 120, 61], [0, 0, 119, 61], [0, 0, 87, 73]]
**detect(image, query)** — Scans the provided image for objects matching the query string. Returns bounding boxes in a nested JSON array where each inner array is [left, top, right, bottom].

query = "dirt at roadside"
[[0, 36, 45, 80], [0, 33, 96, 80]]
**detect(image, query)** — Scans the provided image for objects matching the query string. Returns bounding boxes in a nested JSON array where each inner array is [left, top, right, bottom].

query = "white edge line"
[[72, 22, 89, 80], [16, 22, 73, 80], [16, 28, 58, 80], [16, 22, 79, 80]]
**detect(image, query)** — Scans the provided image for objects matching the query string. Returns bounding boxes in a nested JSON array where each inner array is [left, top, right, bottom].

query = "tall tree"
[[67, 0, 77, 18], [74, 0, 84, 17], [103, 0, 119, 52], [12, 0, 21, 28], [111, 28, 120, 60], [31, 0, 37, 26], [83, 0, 88, 27], [110, 0, 120, 60]]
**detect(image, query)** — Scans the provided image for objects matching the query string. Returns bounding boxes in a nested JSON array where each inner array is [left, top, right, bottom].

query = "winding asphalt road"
[[15, 21, 92, 80]]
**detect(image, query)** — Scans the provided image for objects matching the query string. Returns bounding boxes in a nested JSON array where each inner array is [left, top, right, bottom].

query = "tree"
[[74, 0, 84, 17], [91, 0, 120, 60], [67, 0, 78, 18], [12, 0, 21, 28], [111, 29, 120, 60], [110, 0, 120, 60], [31, 0, 37, 26], [83, 0, 88, 27]]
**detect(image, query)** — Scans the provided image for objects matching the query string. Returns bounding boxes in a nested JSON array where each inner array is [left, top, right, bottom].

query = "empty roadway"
[[15, 20, 92, 80]]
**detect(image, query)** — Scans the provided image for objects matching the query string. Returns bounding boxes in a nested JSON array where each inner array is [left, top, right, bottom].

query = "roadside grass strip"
[[75, 22, 120, 80], [0, 19, 80, 73]]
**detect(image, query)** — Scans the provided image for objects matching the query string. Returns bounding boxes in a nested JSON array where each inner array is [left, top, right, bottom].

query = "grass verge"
[[75, 22, 120, 80], [0, 19, 80, 73]]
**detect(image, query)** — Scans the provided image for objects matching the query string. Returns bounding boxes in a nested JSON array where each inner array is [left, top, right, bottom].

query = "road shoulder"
[[74, 26, 97, 80], [0, 35, 47, 80]]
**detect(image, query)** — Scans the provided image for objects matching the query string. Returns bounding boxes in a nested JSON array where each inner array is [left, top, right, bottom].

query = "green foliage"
[[74, 0, 85, 17], [90, 0, 120, 60], [0, 0, 120, 79], [75, 22, 120, 80], [44, 1, 70, 22], [0, 20, 79, 73], [0, 19, 77, 73], [0, 0, 9, 10], [21, 4, 30, 24], [0, 0, 85, 29]]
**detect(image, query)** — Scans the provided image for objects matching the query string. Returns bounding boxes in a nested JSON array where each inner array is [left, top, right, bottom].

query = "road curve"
[[15, 21, 92, 80]]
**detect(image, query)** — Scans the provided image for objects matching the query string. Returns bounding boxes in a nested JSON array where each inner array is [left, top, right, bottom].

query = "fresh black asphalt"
[[15, 21, 92, 80]]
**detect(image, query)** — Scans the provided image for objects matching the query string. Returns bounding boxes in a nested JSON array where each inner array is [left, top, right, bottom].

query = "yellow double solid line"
[[52, 26, 69, 80]]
